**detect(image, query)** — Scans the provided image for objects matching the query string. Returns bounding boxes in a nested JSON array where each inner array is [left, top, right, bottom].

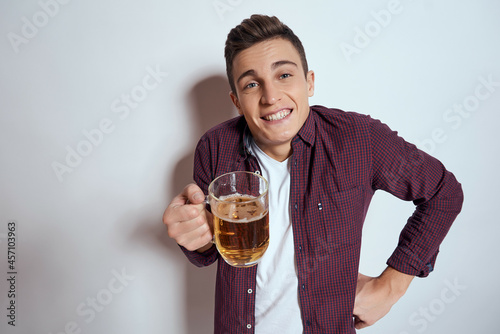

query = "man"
[[163, 15, 463, 333]]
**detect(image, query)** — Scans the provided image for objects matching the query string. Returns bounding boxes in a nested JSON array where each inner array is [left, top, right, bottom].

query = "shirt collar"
[[238, 118, 253, 158], [295, 106, 316, 146]]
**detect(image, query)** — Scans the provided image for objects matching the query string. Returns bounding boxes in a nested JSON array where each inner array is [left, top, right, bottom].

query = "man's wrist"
[[196, 242, 214, 253], [379, 266, 415, 301]]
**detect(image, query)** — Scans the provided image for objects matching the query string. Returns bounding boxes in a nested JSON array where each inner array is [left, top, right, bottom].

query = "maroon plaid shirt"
[[181, 105, 463, 333]]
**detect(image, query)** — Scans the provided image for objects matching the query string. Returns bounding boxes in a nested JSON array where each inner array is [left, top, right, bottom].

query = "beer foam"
[[218, 193, 257, 202], [222, 210, 269, 223], [214, 193, 268, 223]]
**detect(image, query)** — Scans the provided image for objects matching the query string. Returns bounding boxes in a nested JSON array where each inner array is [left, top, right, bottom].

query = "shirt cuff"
[[180, 243, 218, 267], [387, 246, 438, 278]]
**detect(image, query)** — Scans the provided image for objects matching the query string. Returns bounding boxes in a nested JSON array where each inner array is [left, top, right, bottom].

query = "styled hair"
[[224, 14, 309, 94]]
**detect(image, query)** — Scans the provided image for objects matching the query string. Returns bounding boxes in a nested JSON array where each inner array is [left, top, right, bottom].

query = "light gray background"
[[1, 0, 499, 333]]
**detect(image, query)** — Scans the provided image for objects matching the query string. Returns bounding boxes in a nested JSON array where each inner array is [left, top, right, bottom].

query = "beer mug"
[[208, 171, 269, 268]]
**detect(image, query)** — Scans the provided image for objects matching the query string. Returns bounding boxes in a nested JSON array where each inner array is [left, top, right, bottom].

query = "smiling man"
[[229, 37, 314, 162], [163, 15, 463, 333]]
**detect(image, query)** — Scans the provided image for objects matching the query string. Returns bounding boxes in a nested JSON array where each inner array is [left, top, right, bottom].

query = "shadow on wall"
[[170, 74, 237, 195], [170, 74, 237, 334]]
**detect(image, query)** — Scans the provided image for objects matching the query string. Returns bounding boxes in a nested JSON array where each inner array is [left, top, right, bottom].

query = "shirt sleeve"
[[179, 243, 218, 267], [369, 117, 464, 277], [178, 136, 220, 267]]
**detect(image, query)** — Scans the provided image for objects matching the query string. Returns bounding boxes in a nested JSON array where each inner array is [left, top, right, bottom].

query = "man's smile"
[[261, 108, 292, 121]]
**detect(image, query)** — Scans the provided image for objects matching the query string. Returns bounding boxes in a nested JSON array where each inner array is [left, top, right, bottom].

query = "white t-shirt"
[[249, 140, 303, 333]]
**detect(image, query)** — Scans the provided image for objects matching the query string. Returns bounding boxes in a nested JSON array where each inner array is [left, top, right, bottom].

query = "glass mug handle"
[[186, 196, 214, 244]]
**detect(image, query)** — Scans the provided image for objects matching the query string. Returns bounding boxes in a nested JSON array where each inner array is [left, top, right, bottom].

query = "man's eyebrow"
[[236, 69, 256, 85], [272, 60, 298, 70], [236, 60, 298, 84]]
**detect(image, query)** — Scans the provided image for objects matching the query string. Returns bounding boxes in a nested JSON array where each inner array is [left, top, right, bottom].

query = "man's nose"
[[261, 82, 281, 105]]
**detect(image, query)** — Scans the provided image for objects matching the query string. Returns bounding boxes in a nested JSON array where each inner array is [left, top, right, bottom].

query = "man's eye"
[[280, 73, 292, 79], [245, 82, 258, 89]]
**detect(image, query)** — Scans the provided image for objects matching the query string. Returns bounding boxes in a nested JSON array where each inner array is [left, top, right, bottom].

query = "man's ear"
[[307, 70, 315, 97], [229, 91, 243, 115]]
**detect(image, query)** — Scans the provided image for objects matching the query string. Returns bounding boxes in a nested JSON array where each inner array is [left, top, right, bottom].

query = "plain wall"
[[1, 0, 499, 333]]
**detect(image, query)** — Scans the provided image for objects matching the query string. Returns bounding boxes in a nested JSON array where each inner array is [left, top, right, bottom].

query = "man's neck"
[[255, 142, 292, 162]]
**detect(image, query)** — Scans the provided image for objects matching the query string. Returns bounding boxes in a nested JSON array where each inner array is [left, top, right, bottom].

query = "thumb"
[[183, 183, 206, 205]]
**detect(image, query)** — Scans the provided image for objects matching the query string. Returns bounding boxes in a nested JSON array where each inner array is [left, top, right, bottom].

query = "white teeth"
[[264, 109, 291, 121]]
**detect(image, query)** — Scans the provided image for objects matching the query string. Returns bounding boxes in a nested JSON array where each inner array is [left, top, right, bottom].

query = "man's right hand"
[[163, 183, 214, 252]]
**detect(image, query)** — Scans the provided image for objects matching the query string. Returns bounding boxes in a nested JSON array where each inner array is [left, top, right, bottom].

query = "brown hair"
[[224, 14, 309, 95]]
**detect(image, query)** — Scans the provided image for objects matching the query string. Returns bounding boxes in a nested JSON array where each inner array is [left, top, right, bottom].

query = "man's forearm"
[[378, 266, 414, 302]]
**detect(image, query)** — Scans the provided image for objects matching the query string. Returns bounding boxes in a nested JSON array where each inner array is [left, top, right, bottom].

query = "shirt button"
[[302, 284, 306, 290], [247, 289, 253, 294], [294, 203, 298, 210], [247, 324, 252, 329], [298, 246, 302, 251]]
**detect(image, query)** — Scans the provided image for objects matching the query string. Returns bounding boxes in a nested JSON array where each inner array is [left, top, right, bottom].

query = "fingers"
[[164, 183, 204, 222], [166, 205, 206, 236], [163, 183, 213, 251], [164, 199, 204, 226], [353, 306, 375, 330], [353, 316, 371, 330], [171, 213, 212, 251]]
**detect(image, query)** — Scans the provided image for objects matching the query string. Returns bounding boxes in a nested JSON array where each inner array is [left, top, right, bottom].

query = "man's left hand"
[[353, 267, 414, 330]]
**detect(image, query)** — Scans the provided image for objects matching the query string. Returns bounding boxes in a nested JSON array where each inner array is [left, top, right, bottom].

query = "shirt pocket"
[[317, 185, 365, 247]]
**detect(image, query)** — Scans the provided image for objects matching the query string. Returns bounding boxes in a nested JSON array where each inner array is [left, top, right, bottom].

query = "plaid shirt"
[[182, 105, 463, 333]]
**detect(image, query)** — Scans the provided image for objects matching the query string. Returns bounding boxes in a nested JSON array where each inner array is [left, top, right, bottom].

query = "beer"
[[208, 171, 269, 268], [213, 195, 269, 267]]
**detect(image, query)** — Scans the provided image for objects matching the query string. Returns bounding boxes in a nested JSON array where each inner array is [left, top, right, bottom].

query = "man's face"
[[230, 38, 315, 161]]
